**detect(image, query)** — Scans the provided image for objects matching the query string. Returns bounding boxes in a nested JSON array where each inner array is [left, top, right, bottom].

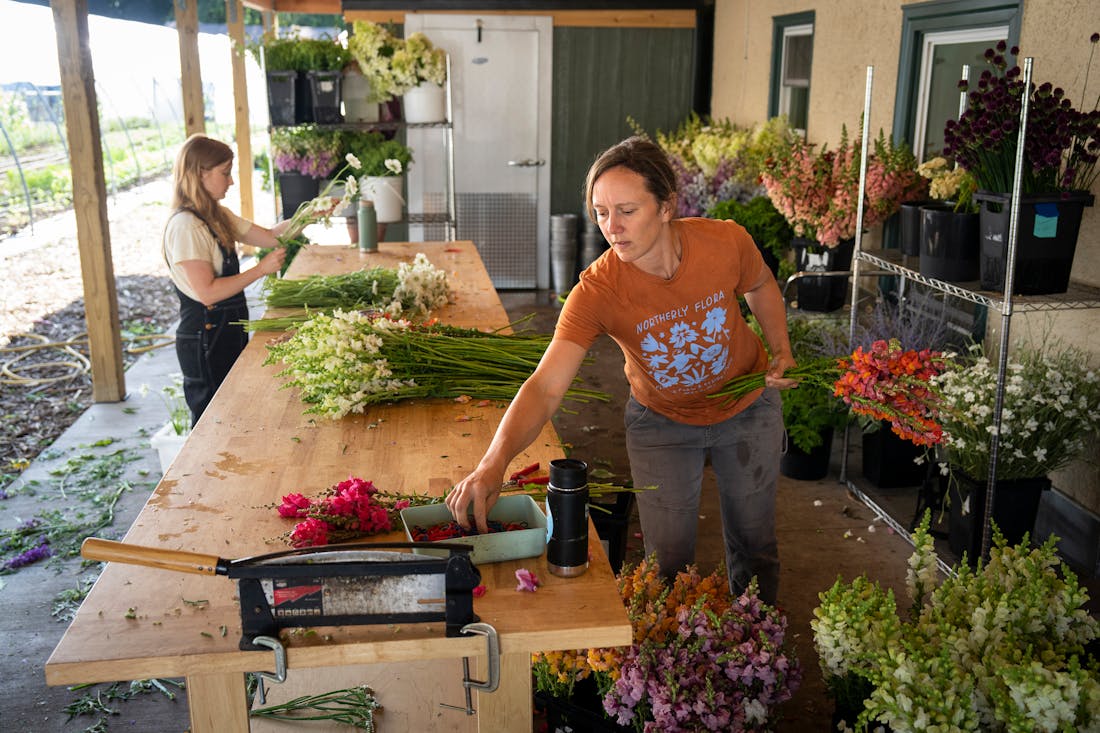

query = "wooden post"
[[174, 0, 205, 136], [49, 0, 125, 403], [226, 0, 254, 222]]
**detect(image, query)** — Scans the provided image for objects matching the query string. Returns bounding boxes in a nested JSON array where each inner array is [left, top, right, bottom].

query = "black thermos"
[[546, 458, 589, 577]]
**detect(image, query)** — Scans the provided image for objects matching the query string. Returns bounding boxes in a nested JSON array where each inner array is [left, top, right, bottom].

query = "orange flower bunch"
[[532, 556, 734, 697], [833, 338, 947, 446], [531, 648, 591, 696]]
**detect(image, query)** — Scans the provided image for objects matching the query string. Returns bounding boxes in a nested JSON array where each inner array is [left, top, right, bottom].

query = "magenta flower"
[[515, 568, 539, 592]]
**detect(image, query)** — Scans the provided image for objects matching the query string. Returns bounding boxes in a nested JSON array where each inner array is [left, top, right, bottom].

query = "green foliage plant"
[[708, 195, 795, 282], [250, 30, 305, 71], [358, 138, 412, 178], [297, 35, 350, 71]]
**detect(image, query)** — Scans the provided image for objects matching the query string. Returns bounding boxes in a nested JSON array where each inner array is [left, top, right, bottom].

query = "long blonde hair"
[[171, 134, 237, 250]]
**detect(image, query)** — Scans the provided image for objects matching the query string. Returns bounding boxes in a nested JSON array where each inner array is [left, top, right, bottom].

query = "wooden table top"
[[46, 241, 631, 685]]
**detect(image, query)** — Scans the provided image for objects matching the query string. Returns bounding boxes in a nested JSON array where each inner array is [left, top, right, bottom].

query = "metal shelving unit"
[[842, 61, 1099, 568], [268, 57, 458, 241]]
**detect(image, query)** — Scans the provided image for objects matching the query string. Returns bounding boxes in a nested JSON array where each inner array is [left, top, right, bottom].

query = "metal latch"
[[250, 635, 287, 706], [440, 622, 499, 715]]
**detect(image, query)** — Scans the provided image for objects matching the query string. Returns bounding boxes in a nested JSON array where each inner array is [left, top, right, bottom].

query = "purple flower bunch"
[[1, 518, 53, 571], [672, 155, 756, 218], [944, 36, 1100, 194], [603, 585, 801, 732], [270, 125, 343, 179]]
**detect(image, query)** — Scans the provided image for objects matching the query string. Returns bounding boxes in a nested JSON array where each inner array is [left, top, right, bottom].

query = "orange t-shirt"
[[555, 217, 770, 426]]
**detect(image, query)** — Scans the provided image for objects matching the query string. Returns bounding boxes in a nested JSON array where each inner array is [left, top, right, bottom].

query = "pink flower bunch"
[[603, 585, 801, 732], [833, 338, 947, 447], [273, 149, 341, 179], [762, 126, 925, 247], [276, 476, 414, 548], [270, 125, 343, 179]]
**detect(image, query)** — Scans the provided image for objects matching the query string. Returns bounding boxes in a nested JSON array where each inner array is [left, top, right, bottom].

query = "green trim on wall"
[[768, 10, 814, 120], [892, 0, 1021, 148], [550, 25, 695, 218]]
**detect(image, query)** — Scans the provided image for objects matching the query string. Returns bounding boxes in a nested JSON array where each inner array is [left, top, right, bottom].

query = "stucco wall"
[[711, 0, 1100, 513]]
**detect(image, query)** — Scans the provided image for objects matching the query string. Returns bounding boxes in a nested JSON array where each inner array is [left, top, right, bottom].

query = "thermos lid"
[[360, 198, 374, 208], [549, 458, 587, 489]]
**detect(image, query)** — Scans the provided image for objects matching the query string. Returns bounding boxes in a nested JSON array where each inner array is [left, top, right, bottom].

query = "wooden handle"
[[81, 538, 225, 576]]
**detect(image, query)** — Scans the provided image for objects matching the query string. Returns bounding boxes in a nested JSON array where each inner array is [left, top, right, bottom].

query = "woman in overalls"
[[163, 134, 292, 427]]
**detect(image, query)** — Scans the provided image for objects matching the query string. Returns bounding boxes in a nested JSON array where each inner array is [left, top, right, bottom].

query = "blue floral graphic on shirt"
[[637, 298, 731, 393]]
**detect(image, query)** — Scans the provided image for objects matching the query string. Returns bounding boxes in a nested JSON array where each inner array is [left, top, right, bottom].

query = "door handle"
[[507, 159, 546, 167]]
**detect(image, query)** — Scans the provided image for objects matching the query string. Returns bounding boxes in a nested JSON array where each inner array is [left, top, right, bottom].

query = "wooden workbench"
[[45, 242, 631, 732]]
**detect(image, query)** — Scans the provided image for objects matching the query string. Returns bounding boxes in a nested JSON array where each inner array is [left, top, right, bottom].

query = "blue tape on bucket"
[[1033, 202, 1059, 238]]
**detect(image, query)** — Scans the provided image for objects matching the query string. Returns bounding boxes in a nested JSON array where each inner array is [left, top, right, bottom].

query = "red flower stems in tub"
[[408, 519, 529, 542]]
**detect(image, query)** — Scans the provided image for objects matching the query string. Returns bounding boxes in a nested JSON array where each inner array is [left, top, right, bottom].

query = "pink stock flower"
[[277, 492, 311, 518], [289, 517, 330, 547], [274, 476, 442, 548], [762, 125, 925, 247], [515, 568, 540, 592]]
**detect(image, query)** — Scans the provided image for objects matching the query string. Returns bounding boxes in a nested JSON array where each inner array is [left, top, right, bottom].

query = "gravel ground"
[[0, 176, 275, 478]]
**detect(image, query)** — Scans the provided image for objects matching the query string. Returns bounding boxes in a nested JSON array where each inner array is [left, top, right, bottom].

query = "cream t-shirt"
[[163, 207, 251, 302]]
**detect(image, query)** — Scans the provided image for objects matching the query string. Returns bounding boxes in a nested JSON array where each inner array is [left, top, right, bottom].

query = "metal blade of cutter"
[[249, 549, 446, 616]]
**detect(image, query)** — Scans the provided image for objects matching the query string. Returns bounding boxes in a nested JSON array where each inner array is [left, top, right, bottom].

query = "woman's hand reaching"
[[446, 466, 504, 535], [256, 247, 287, 276]]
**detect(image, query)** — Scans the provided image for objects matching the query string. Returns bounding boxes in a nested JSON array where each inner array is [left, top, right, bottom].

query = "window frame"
[[892, 0, 1021, 155], [768, 11, 814, 134]]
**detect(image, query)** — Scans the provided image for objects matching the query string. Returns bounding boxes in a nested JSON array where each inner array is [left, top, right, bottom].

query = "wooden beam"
[[49, 0, 125, 403], [174, 0, 205, 136], [226, 0, 254, 222], [344, 8, 697, 28], [242, 1, 694, 27]]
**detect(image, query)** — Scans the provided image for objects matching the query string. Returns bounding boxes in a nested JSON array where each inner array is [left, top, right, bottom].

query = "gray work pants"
[[625, 388, 783, 605]]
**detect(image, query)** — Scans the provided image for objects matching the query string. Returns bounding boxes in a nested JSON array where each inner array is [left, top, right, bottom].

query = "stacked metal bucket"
[[551, 213, 607, 295]]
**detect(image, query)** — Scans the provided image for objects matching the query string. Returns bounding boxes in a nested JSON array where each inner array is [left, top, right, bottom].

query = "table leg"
[[476, 651, 531, 732], [187, 671, 249, 732]]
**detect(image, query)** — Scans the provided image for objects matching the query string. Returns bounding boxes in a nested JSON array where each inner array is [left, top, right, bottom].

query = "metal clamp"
[[440, 622, 499, 715], [250, 635, 286, 706]]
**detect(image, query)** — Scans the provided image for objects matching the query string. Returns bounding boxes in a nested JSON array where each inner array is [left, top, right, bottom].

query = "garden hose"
[[0, 332, 175, 386]]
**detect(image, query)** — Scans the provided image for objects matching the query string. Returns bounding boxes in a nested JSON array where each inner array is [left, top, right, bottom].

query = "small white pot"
[[362, 175, 405, 223], [150, 422, 188, 474], [402, 81, 446, 123]]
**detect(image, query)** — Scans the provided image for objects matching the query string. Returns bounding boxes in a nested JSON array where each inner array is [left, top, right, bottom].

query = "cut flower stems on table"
[[248, 252, 450, 330], [264, 310, 610, 418]]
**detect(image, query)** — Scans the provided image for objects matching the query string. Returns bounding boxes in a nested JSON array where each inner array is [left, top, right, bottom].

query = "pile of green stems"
[[263, 267, 400, 309]]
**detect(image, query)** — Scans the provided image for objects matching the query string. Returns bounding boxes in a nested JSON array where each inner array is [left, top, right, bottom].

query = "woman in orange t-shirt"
[[446, 136, 797, 604]]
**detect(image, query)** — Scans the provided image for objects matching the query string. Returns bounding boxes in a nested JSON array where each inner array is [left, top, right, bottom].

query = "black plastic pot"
[[780, 429, 833, 481], [919, 203, 979, 282], [791, 237, 854, 312], [265, 70, 296, 126], [308, 70, 342, 124], [975, 190, 1094, 295], [948, 470, 1050, 565]]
